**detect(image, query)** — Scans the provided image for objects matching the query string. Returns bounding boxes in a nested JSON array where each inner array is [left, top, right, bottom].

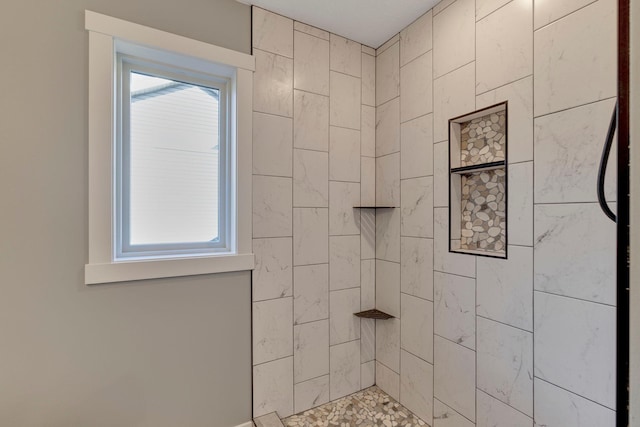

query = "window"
[[85, 11, 254, 284]]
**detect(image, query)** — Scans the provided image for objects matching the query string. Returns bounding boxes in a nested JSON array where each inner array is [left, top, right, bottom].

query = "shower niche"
[[448, 102, 508, 259]]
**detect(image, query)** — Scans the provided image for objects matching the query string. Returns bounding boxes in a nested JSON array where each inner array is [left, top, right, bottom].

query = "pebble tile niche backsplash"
[[460, 111, 506, 166]]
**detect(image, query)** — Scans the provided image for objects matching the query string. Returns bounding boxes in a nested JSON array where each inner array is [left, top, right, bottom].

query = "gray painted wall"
[[0, 1, 252, 426]]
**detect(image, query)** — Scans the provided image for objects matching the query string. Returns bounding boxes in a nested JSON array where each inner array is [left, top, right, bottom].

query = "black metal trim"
[[353, 206, 397, 209], [451, 160, 506, 174]]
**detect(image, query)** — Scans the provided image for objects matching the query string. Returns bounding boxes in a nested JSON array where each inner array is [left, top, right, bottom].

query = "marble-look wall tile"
[[401, 294, 434, 363], [361, 210, 376, 259], [253, 356, 294, 417], [477, 390, 533, 427], [330, 235, 361, 291], [361, 361, 376, 388], [361, 157, 376, 206], [401, 176, 434, 238], [400, 11, 433, 66], [401, 114, 434, 179], [400, 52, 433, 123], [330, 72, 361, 129], [253, 176, 293, 238], [253, 7, 293, 58], [293, 149, 328, 208], [401, 237, 434, 301], [253, 112, 293, 177], [253, 297, 293, 364], [533, 0, 598, 29], [477, 317, 533, 416], [376, 318, 400, 372], [376, 42, 400, 106], [294, 264, 329, 325], [376, 97, 401, 157], [378, 34, 400, 55], [253, 238, 293, 302], [476, 0, 512, 20], [434, 208, 476, 278], [330, 34, 361, 77], [508, 161, 534, 246], [361, 105, 376, 157], [294, 90, 329, 152], [330, 288, 361, 345], [533, 0, 616, 116], [534, 99, 617, 204], [294, 375, 330, 414], [476, 0, 532, 94], [329, 182, 361, 235], [361, 317, 376, 362], [534, 292, 615, 409], [376, 153, 400, 207], [534, 203, 615, 305], [329, 127, 361, 182], [293, 208, 328, 265], [433, 62, 476, 142], [433, 0, 475, 78], [362, 53, 376, 107], [400, 350, 434, 424], [362, 45, 375, 55], [433, 142, 449, 207], [534, 378, 615, 427], [434, 336, 476, 421], [330, 340, 361, 400], [294, 319, 329, 383], [433, 399, 475, 427], [294, 31, 329, 96], [434, 272, 476, 350], [294, 21, 330, 40], [254, 49, 293, 117], [361, 259, 376, 309], [433, 0, 457, 15], [376, 260, 401, 318], [376, 361, 400, 401], [477, 245, 533, 331]]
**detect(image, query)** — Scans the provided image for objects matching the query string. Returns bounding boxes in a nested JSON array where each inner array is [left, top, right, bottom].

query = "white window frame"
[[85, 11, 254, 285]]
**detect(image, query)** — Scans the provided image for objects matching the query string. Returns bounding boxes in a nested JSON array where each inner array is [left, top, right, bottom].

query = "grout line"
[[476, 314, 533, 334], [475, 74, 532, 97], [253, 354, 294, 368], [477, 388, 534, 420], [434, 332, 477, 352], [533, 96, 618, 120], [433, 269, 476, 280], [534, 376, 616, 411], [475, 0, 517, 23], [399, 346, 435, 367], [533, 289, 616, 308], [433, 59, 475, 82], [532, 0, 599, 32]]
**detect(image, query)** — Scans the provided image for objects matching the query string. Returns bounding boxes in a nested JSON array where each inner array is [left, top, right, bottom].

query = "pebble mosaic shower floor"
[[282, 386, 428, 427]]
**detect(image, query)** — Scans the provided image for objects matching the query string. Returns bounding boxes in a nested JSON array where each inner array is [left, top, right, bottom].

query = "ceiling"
[[237, 0, 440, 48]]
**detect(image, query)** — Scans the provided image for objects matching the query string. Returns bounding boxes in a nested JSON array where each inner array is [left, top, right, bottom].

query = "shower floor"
[[281, 386, 428, 427]]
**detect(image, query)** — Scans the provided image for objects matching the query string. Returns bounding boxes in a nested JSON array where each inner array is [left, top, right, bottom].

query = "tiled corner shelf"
[[448, 102, 508, 259], [354, 309, 395, 319]]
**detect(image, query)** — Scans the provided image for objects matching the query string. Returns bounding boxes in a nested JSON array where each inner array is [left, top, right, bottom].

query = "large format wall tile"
[[361, 210, 376, 259], [401, 114, 434, 179], [362, 53, 376, 107], [293, 148, 328, 208], [376, 97, 401, 157], [330, 235, 361, 290], [253, 176, 292, 238], [254, 49, 293, 117], [330, 72, 361, 129], [508, 161, 534, 246], [400, 11, 433, 66], [433, 142, 449, 206], [253, 8, 293, 58], [361, 105, 376, 157], [434, 208, 476, 278], [534, 0, 598, 29], [361, 317, 376, 363], [401, 237, 434, 301], [293, 208, 328, 265], [253, 237, 293, 302], [477, 390, 533, 427], [376, 361, 400, 400], [361, 361, 376, 388], [401, 293, 434, 362], [294, 31, 329, 95], [401, 176, 434, 238], [294, 375, 330, 414], [361, 259, 376, 309], [330, 127, 361, 182], [253, 112, 293, 177], [433, 399, 475, 427], [253, 297, 293, 364], [329, 288, 361, 345], [376, 260, 401, 318], [434, 272, 476, 350], [361, 157, 376, 206], [330, 34, 361, 77], [294, 90, 329, 152], [294, 320, 329, 383], [400, 52, 433, 122], [330, 340, 361, 400], [476, 0, 512, 20], [433, 62, 476, 142], [376, 42, 400, 106], [376, 153, 401, 207], [434, 336, 476, 421], [433, 0, 475, 78], [253, 357, 294, 417], [294, 264, 329, 325], [400, 350, 434, 424], [329, 182, 361, 235], [376, 317, 401, 372]]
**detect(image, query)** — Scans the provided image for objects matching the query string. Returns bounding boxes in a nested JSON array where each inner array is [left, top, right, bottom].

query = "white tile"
[[253, 357, 294, 417], [294, 375, 330, 413], [253, 238, 293, 302], [330, 34, 361, 77], [477, 246, 533, 331], [433, 62, 476, 142], [401, 114, 434, 179], [534, 0, 598, 29], [433, 0, 457, 15], [361, 105, 376, 157], [329, 235, 361, 291], [376, 42, 400, 106], [293, 208, 328, 266], [401, 237, 434, 301], [433, 0, 475, 78], [376, 97, 401, 157], [401, 176, 434, 238], [254, 412, 283, 427], [330, 340, 361, 400], [400, 350, 434, 424], [434, 208, 476, 278], [433, 399, 475, 427], [361, 157, 376, 206], [361, 361, 376, 388], [294, 31, 329, 95], [361, 209, 376, 259], [376, 208, 401, 262], [376, 153, 400, 207], [401, 294, 434, 362], [361, 318, 376, 362], [253, 297, 293, 365], [253, 112, 293, 177], [375, 362, 399, 401], [329, 127, 360, 182], [362, 45, 375, 55], [433, 142, 449, 207], [434, 336, 476, 421], [477, 390, 533, 427], [329, 182, 360, 235], [253, 176, 292, 238], [377, 34, 400, 55], [533, 0, 616, 116], [477, 317, 533, 416], [534, 203, 616, 305], [534, 378, 615, 427], [401, 52, 433, 122], [361, 259, 376, 309], [434, 272, 476, 350], [294, 264, 329, 325], [534, 99, 617, 203], [376, 318, 400, 372], [294, 320, 329, 382], [294, 21, 330, 40], [476, 0, 512, 20], [534, 292, 616, 409], [376, 260, 401, 318], [293, 149, 328, 208], [400, 11, 433, 66], [254, 49, 293, 117], [477, 76, 533, 164], [476, 0, 532, 94], [253, 8, 293, 57], [362, 53, 376, 107], [294, 90, 329, 152], [508, 162, 534, 247], [330, 288, 361, 345], [330, 72, 361, 129]]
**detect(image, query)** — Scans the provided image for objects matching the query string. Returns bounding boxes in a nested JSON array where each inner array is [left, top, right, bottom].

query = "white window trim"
[[85, 10, 254, 285]]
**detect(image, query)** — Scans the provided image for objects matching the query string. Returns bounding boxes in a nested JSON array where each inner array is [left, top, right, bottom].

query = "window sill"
[[85, 253, 254, 285]]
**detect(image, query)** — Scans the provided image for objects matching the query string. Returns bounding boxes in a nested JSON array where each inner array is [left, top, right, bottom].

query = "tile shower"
[[251, 0, 618, 425]]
